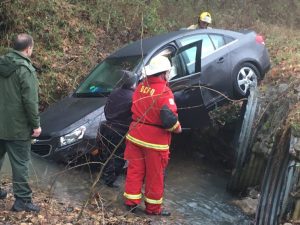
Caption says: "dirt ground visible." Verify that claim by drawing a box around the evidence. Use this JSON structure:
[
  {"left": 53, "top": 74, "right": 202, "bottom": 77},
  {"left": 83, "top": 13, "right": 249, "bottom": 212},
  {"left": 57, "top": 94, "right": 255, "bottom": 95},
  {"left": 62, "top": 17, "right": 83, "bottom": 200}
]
[{"left": 0, "top": 178, "right": 151, "bottom": 225}]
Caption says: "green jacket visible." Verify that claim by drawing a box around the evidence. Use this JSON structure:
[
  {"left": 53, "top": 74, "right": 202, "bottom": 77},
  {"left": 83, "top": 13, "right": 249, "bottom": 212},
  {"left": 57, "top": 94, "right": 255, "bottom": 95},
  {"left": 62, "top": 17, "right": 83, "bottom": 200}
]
[{"left": 0, "top": 50, "right": 40, "bottom": 140}]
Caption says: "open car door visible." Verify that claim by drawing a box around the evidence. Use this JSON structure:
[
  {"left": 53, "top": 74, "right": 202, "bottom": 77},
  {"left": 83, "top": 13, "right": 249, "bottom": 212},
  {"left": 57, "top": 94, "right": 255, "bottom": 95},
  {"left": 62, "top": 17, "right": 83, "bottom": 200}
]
[{"left": 169, "top": 40, "right": 210, "bottom": 129}]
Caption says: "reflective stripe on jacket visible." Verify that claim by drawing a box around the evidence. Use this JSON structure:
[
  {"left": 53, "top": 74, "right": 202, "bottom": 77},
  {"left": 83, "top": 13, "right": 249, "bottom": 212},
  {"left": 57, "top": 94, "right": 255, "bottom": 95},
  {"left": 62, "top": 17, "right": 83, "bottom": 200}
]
[{"left": 126, "top": 76, "right": 179, "bottom": 150}]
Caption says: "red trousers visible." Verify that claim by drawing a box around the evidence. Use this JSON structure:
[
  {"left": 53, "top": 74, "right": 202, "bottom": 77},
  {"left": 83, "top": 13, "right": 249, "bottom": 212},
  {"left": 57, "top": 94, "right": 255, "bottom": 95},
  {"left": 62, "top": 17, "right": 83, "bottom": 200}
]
[{"left": 123, "top": 141, "right": 170, "bottom": 214}]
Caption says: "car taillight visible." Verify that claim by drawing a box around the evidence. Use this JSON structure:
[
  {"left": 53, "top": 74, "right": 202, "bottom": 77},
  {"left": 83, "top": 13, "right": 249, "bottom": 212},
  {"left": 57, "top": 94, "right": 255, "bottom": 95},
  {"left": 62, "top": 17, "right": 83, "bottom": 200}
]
[{"left": 256, "top": 35, "right": 265, "bottom": 45}]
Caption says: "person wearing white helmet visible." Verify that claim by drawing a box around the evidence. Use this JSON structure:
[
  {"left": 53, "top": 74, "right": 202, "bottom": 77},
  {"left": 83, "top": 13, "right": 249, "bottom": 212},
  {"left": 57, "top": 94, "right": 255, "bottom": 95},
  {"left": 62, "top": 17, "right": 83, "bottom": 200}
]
[
  {"left": 187, "top": 11, "right": 212, "bottom": 29},
  {"left": 123, "top": 55, "right": 182, "bottom": 216}
]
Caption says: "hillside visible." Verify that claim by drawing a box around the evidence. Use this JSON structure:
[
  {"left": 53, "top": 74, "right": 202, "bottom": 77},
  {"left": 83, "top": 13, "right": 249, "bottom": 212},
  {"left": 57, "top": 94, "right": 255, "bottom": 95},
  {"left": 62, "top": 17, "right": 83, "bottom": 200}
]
[
  {"left": 0, "top": 0, "right": 300, "bottom": 224},
  {"left": 0, "top": 0, "right": 299, "bottom": 109}
]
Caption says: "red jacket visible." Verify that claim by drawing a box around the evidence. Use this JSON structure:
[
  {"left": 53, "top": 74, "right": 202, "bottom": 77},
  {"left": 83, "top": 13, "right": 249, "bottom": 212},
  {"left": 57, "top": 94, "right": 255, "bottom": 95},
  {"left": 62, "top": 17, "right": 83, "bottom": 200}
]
[{"left": 126, "top": 76, "right": 181, "bottom": 150}]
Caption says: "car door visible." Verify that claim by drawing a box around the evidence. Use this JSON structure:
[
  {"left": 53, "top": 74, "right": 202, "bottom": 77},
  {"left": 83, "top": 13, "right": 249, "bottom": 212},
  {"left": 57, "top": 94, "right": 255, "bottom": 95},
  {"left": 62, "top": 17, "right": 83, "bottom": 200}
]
[
  {"left": 169, "top": 40, "right": 211, "bottom": 129},
  {"left": 200, "top": 34, "right": 232, "bottom": 108}
]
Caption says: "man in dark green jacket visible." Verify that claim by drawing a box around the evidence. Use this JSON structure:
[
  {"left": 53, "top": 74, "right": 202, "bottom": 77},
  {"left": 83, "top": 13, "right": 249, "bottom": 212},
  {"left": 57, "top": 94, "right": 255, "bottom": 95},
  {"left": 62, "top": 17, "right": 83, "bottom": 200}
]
[{"left": 0, "top": 34, "right": 41, "bottom": 212}]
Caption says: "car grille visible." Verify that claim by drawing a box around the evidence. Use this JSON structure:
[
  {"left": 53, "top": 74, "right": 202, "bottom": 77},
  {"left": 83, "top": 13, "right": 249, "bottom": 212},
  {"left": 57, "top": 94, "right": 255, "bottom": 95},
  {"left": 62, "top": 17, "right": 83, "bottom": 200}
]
[{"left": 31, "top": 144, "right": 51, "bottom": 157}]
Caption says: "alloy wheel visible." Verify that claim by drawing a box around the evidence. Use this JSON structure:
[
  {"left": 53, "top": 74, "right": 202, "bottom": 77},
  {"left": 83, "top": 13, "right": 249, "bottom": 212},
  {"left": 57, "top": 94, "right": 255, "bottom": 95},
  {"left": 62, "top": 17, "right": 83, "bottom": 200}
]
[{"left": 236, "top": 66, "right": 258, "bottom": 96}]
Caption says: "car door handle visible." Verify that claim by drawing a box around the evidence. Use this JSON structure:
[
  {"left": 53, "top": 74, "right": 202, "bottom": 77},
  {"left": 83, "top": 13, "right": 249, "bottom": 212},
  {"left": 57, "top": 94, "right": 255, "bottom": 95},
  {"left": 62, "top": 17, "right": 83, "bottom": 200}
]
[{"left": 217, "top": 57, "right": 225, "bottom": 63}]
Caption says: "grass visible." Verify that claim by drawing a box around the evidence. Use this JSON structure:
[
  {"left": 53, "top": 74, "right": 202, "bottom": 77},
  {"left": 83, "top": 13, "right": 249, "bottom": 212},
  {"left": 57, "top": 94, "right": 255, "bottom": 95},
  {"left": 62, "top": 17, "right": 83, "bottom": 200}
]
[
  {"left": 0, "top": 1, "right": 299, "bottom": 223},
  {"left": 0, "top": 0, "right": 299, "bottom": 110}
]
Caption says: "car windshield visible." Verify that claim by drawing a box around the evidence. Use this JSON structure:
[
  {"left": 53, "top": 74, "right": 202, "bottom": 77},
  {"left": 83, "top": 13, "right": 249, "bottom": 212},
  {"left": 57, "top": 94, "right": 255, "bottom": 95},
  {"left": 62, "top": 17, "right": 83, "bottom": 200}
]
[{"left": 75, "top": 56, "right": 141, "bottom": 97}]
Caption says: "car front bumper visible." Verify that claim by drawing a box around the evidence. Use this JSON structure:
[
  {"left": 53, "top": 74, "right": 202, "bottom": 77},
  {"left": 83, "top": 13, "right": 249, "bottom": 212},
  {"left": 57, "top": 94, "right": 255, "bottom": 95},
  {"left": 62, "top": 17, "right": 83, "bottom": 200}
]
[{"left": 31, "top": 137, "right": 97, "bottom": 163}]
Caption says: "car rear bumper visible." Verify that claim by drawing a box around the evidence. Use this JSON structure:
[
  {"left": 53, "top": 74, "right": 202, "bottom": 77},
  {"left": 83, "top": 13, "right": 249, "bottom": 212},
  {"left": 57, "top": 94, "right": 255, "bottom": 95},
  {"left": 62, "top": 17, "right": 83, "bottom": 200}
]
[
  {"left": 260, "top": 49, "right": 271, "bottom": 78},
  {"left": 261, "top": 63, "right": 271, "bottom": 80}
]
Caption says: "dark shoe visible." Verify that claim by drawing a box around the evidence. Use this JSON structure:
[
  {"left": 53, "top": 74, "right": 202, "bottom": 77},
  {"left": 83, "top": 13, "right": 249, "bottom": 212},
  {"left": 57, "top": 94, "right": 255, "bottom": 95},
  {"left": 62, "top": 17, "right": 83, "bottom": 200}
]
[
  {"left": 126, "top": 204, "right": 137, "bottom": 213},
  {"left": 0, "top": 189, "right": 7, "bottom": 199},
  {"left": 146, "top": 209, "right": 171, "bottom": 217},
  {"left": 11, "top": 198, "right": 40, "bottom": 213}
]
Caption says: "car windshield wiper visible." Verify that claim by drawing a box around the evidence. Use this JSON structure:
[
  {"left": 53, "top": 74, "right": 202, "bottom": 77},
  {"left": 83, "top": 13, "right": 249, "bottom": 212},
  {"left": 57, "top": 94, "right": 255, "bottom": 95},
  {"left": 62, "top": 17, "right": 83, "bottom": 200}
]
[{"left": 73, "top": 92, "right": 110, "bottom": 98}]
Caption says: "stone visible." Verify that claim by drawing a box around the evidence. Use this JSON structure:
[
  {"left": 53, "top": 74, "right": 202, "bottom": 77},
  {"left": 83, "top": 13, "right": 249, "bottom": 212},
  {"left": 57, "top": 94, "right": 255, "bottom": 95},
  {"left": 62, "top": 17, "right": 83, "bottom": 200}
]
[{"left": 231, "top": 197, "right": 258, "bottom": 216}]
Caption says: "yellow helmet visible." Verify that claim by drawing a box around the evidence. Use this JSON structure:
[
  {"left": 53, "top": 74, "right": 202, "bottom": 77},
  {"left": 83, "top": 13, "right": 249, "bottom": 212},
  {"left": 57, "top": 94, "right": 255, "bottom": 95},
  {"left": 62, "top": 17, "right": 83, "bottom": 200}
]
[{"left": 199, "top": 12, "right": 212, "bottom": 24}]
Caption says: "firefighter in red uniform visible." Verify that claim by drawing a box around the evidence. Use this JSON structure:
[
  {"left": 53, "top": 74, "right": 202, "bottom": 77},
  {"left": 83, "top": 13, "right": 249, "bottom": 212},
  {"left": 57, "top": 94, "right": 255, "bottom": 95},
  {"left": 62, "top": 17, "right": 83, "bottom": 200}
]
[{"left": 123, "top": 55, "right": 182, "bottom": 216}]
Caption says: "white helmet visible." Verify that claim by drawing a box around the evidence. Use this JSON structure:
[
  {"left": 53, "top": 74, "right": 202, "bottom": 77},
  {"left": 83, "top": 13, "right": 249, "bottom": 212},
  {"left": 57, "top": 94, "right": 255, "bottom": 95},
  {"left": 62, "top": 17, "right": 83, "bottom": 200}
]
[{"left": 142, "top": 55, "right": 171, "bottom": 77}]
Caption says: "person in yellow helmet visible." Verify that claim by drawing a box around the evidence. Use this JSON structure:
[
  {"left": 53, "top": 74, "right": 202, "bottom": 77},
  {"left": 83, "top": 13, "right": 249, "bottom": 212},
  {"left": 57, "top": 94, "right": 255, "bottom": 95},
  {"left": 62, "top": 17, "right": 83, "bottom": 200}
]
[{"left": 187, "top": 11, "right": 212, "bottom": 29}]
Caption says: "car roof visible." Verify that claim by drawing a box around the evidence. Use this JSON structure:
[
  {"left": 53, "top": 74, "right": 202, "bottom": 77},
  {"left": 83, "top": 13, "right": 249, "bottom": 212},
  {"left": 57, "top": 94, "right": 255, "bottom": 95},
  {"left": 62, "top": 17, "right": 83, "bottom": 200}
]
[{"left": 108, "top": 28, "right": 244, "bottom": 58}]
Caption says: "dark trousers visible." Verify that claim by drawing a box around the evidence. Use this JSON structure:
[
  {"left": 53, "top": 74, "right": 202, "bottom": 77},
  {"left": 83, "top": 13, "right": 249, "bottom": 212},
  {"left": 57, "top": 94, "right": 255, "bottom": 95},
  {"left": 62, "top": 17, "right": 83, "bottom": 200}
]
[
  {"left": 0, "top": 139, "right": 32, "bottom": 200},
  {"left": 98, "top": 125, "right": 126, "bottom": 185}
]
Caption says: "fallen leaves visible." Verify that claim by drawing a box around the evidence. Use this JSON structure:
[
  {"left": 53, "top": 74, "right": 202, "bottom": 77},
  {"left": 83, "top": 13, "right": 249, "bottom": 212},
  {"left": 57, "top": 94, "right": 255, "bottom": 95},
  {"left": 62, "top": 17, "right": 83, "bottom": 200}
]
[{"left": 0, "top": 178, "right": 151, "bottom": 225}]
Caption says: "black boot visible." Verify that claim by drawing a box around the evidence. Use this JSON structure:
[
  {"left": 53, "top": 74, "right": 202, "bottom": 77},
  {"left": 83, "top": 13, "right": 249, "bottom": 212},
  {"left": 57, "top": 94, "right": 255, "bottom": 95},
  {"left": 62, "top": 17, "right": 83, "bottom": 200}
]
[
  {"left": 146, "top": 209, "right": 171, "bottom": 217},
  {"left": 126, "top": 204, "right": 137, "bottom": 213},
  {"left": 11, "top": 198, "right": 40, "bottom": 213},
  {"left": 0, "top": 189, "right": 7, "bottom": 199}
]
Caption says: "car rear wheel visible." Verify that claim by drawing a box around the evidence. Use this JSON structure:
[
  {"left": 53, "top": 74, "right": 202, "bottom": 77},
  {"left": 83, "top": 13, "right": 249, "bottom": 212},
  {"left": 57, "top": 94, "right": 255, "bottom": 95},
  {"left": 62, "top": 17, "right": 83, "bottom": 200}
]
[{"left": 234, "top": 62, "right": 260, "bottom": 98}]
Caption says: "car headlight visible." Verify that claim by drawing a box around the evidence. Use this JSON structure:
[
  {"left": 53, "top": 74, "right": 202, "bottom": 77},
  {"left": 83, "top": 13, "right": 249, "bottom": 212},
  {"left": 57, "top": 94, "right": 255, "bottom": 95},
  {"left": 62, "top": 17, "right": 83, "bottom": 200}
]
[{"left": 60, "top": 125, "right": 86, "bottom": 147}]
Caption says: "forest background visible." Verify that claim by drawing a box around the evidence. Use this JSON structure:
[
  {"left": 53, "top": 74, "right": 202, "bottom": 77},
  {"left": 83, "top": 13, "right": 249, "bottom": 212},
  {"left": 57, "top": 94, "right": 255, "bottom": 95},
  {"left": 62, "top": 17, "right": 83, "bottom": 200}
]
[
  {"left": 0, "top": 0, "right": 299, "bottom": 110},
  {"left": 0, "top": 0, "right": 299, "bottom": 224}
]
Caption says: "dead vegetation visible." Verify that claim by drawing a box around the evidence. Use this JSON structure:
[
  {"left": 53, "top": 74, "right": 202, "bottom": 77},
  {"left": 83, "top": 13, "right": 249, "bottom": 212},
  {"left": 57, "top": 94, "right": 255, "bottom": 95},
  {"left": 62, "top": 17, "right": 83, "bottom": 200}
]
[
  {"left": 0, "top": 177, "right": 151, "bottom": 225},
  {"left": 0, "top": 0, "right": 299, "bottom": 109},
  {"left": 0, "top": 0, "right": 299, "bottom": 224}
]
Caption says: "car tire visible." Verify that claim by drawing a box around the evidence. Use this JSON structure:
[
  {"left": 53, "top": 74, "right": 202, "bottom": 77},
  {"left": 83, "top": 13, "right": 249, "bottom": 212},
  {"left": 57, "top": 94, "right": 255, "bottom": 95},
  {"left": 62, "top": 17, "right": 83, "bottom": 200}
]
[{"left": 233, "top": 62, "right": 260, "bottom": 98}]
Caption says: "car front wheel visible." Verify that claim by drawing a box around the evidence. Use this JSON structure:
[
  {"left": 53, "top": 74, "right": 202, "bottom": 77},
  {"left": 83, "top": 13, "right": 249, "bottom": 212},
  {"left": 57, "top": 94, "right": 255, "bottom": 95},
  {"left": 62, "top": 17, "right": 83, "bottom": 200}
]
[{"left": 234, "top": 63, "right": 260, "bottom": 98}]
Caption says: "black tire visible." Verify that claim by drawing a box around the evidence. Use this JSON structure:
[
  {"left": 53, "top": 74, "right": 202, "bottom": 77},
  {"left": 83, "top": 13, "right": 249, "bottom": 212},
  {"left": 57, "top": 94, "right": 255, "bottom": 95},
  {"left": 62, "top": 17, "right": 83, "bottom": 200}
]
[{"left": 233, "top": 62, "right": 260, "bottom": 98}]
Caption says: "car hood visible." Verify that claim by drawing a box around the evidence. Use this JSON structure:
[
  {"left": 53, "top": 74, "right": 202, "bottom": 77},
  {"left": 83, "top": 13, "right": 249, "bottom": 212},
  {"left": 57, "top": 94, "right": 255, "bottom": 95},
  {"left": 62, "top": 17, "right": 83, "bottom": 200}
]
[{"left": 40, "top": 96, "right": 107, "bottom": 136}]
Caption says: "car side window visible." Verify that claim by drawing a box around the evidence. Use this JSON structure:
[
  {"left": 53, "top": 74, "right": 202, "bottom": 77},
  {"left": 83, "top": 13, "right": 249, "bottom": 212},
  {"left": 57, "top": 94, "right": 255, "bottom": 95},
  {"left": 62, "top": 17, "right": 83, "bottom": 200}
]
[
  {"left": 178, "top": 34, "right": 214, "bottom": 59},
  {"left": 201, "top": 35, "right": 215, "bottom": 58},
  {"left": 224, "top": 36, "right": 235, "bottom": 44},
  {"left": 209, "top": 34, "right": 225, "bottom": 49},
  {"left": 177, "top": 46, "right": 197, "bottom": 75},
  {"left": 171, "top": 39, "right": 202, "bottom": 77},
  {"left": 148, "top": 46, "right": 185, "bottom": 80}
]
